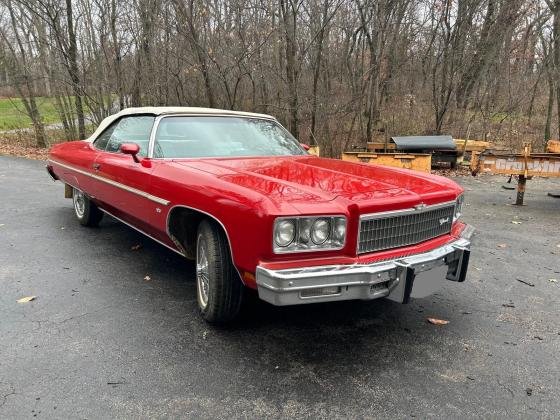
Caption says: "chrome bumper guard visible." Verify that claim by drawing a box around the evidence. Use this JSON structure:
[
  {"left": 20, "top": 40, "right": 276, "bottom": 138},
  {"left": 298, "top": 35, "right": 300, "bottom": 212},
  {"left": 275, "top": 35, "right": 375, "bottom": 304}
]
[{"left": 256, "top": 225, "right": 473, "bottom": 306}]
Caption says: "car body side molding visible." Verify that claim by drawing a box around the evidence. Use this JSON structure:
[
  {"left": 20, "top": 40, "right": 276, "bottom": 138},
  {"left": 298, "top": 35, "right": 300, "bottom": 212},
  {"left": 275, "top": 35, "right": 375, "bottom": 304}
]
[{"left": 48, "top": 159, "right": 170, "bottom": 206}]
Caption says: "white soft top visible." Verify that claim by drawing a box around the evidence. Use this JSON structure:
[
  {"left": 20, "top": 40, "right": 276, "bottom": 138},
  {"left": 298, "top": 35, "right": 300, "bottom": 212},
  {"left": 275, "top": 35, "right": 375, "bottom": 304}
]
[{"left": 86, "top": 106, "right": 276, "bottom": 142}]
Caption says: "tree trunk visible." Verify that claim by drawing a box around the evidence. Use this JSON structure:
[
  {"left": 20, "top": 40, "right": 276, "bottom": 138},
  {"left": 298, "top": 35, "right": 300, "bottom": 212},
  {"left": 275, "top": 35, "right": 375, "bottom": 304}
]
[
  {"left": 545, "top": 78, "right": 554, "bottom": 147},
  {"left": 281, "top": 0, "right": 299, "bottom": 138},
  {"left": 110, "top": 0, "right": 125, "bottom": 110},
  {"left": 552, "top": 1, "right": 560, "bottom": 138},
  {"left": 310, "top": 0, "right": 329, "bottom": 143},
  {"left": 1, "top": 1, "right": 47, "bottom": 147},
  {"left": 66, "top": 0, "right": 86, "bottom": 139}
]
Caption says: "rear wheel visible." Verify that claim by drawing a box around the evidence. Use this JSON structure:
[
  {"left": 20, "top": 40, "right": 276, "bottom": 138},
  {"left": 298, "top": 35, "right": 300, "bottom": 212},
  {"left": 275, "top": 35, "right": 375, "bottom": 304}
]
[
  {"left": 195, "top": 220, "right": 243, "bottom": 323},
  {"left": 72, "top": 187, "right": 103, "bottom": 227}
]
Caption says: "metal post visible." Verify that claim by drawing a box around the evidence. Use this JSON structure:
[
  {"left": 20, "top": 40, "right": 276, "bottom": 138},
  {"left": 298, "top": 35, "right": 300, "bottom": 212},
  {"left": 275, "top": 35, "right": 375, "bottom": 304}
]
[
  {"left": 384, "top": 121, "right": 388, "bottom": 153},
  {"left": 64, "top": 183, "right": 73, "bottom": 199},
  {"left": 515, "top": 175, "right": 526, "bottom": 205}
]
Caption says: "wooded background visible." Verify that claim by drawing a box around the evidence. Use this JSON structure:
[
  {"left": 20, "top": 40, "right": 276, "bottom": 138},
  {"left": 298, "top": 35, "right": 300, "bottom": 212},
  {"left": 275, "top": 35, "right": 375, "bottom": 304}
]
[{"left": 1, "top": 0, "right": 559, "bottom": 156}]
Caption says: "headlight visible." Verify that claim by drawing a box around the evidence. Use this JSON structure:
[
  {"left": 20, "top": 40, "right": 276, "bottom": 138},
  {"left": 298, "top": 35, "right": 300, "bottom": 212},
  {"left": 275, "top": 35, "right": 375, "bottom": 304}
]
[
  {"left": 454, "top": 194, "right": 464, "bottom": 221},
  {"left": 274, "top": 219, "right": 296, "bottom": 247},
  {"left": 273, "top": 216, "right": 346, "bottom": 253},
  {"left": 311, "top": 218, "right": 331, "bottom": 244}
]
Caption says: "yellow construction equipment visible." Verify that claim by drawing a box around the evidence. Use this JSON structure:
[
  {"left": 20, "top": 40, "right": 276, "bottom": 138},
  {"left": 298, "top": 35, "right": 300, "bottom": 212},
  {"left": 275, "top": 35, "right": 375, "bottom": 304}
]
[
  {"left": 547, "top": 140, "right": 560, "bottom": 153},
  {"left": 471, "top": 144, "right": 560, "bottom": 205},
  {"left": 342, "top": 152, "right": 432, "bottom": 172}
]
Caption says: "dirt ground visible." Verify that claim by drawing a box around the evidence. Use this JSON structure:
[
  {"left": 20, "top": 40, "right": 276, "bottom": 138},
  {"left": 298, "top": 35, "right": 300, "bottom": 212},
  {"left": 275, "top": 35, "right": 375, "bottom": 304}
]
[{"left": 0, "top": 156, "right": 559, "bottom": 418}]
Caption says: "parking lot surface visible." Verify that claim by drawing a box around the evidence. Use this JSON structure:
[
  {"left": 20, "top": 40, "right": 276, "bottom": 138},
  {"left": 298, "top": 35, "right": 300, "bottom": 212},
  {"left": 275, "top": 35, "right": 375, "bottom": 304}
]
[{"left": 1, "top": 156, "right": 559, "bottom": 418}]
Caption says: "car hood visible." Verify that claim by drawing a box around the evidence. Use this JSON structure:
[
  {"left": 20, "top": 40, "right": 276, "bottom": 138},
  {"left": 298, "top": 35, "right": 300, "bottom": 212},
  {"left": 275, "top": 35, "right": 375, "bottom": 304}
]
[{"left": 174, "top": 156, "right": 460, "bottom": 214}]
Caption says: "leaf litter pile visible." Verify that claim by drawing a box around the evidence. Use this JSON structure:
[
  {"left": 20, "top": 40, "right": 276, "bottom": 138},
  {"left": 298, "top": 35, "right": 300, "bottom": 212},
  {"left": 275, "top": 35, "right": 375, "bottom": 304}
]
[{"left": 0, "top": 138, "right": 49, "bottom": 160}]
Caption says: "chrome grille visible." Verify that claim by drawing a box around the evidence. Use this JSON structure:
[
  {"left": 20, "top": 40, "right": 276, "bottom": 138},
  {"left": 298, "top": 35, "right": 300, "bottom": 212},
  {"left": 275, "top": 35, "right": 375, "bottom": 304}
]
[{"left": 358, "top": 203, "right": 455, "bottom": 254}]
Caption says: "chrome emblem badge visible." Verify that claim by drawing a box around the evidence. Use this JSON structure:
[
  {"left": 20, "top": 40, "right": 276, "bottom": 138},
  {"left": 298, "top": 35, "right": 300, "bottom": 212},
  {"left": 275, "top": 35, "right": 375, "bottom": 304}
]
[{"left": 439, "top": 217, "right": 450, "bottom": 225}]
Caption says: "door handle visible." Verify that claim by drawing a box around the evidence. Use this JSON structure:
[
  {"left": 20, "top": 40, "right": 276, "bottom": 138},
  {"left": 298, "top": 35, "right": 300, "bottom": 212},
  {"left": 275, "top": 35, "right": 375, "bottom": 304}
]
[{"left": 93, "top": 163, "right": 101, "bottom": 171}]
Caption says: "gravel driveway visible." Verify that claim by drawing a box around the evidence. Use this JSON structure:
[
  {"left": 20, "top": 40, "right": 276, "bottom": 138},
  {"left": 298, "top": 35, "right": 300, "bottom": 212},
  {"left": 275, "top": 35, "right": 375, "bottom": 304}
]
[{"left": 1, "top": 156, "right": 559, "bottom": 418}]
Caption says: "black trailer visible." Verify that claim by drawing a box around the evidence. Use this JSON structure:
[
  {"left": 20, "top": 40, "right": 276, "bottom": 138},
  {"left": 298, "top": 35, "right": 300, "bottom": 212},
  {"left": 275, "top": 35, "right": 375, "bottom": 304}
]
[{"left": 391, "top": 135, "right": 458, "bottom": 168}]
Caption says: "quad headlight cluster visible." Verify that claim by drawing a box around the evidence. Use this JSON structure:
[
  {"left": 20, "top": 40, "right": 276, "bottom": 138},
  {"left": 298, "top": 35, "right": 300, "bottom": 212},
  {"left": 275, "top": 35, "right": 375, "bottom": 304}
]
[
  {"left": 454, "top": 194, "right": 464, "bottom": 222},
  {"left": 273, "top": 216, "right": 347, "bottom": 253}
]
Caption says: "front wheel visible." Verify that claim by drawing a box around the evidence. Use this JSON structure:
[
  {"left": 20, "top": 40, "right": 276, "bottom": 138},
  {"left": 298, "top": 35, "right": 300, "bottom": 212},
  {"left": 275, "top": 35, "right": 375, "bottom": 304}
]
[
  {"left": 72, "top": 187, "right": 103, "bottom": 227},
  {"left": 195, "top": 220, "right": 243, "bottom": 323}
]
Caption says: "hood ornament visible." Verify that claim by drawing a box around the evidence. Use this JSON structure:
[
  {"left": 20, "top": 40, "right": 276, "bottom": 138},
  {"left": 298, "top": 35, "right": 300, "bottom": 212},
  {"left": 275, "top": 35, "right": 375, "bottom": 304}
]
[{"left": 414, "top": 203, "right": 427, "bottom": 210}]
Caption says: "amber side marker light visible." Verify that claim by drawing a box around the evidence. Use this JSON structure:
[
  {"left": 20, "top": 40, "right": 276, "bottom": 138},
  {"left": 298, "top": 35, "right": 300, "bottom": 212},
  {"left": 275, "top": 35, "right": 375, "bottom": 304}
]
[{"left": 243, "top": 272, "right": 256, "bottom": 284}]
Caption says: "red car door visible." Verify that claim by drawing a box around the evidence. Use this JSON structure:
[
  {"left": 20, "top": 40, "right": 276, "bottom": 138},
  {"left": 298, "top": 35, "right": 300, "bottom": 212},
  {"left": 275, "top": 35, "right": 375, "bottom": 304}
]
[
  {"left": 51, "top": 141, "right": 101, "bottom": 196},
  {"left": 91, "top": 115, "right": 159, "bottom": 236}
]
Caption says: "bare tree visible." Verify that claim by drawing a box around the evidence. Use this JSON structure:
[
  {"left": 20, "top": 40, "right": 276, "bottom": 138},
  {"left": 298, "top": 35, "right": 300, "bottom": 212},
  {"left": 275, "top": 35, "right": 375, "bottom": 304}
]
[
  {"left": 0, "top": 0, "right": 556, "bottom": 151},
  {"left": 0, "top": 0, "right": 47, "bottom": 147}
]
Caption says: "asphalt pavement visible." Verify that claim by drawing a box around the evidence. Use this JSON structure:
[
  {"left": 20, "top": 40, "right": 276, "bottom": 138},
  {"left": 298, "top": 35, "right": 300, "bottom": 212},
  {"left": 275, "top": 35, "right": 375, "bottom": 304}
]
[{"left": 1, "top": 156, "right": 559, "bottom": 419}]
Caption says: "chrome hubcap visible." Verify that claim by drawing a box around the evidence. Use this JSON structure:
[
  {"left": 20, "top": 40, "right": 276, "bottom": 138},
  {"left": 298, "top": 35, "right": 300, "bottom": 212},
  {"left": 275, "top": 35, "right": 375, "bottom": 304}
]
[
  {"left": 73, "top": 189, "right": 85, "bottom": 218},
  {"left": 196, "top": 238, "right": 210, "bottom": 308}
]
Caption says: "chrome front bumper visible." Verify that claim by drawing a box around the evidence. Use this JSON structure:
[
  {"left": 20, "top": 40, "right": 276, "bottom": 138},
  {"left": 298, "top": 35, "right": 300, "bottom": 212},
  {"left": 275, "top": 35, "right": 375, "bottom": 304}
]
[{"left": 256, "top": 226, "right": 473, "bottom": 306}]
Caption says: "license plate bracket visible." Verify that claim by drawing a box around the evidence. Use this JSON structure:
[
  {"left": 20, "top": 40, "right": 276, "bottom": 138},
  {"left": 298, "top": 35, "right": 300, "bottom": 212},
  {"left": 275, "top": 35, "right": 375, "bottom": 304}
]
[{"left": 410, "top": 264, "right": 449, "bottom": 299}]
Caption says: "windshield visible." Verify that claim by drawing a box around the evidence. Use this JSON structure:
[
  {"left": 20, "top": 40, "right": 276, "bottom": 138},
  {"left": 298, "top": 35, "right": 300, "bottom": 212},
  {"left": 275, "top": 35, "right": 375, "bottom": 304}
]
[{"left": 153, "top": 116, "right": 306, "bottom": 158}]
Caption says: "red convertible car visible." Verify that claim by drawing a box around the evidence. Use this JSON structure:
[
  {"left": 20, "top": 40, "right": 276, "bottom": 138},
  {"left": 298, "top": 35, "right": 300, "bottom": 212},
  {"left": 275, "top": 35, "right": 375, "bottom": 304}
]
[{"left": 47, "top": 107, "right": 473, "bottom": 323}]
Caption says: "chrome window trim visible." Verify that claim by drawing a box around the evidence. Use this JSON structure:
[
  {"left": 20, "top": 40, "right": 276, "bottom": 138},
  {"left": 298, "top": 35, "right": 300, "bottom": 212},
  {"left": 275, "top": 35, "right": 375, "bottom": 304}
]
[
  {"left": 147, "top": 114, "right": 303, "bottom": 159},
  {"left": 93, "top": 113, "right": 157, "bottom": 154},
  {"left": 357, "top": 200, "right": 457, "bottom": 253},
  {"left": 48, "top": 159, "right": 170, "bottom": 206}
]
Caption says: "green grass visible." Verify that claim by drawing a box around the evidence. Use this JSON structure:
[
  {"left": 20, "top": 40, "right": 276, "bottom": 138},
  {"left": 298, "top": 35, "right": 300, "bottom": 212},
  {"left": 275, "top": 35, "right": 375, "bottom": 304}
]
[{"left": 0, "top": 97, "right": 67, "bottom": 130}]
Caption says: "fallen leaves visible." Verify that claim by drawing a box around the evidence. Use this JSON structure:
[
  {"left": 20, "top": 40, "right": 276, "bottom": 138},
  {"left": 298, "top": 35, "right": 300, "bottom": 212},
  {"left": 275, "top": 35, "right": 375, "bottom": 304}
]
[
  {"left": 497, "top": 243, "right": 508, "bottom": 248},
  {"left": 427, "top": 317, "right": 449, "bottom": 326},
  {"left": 511, "top": 220, "right": 522, "bottom": 225},
  {"left": 130, "top": 244, "right": 142, "bottom": 251},
  {"left": 17, "top": 295, "right": 36, "bottom": 303},
  {"left": 431, "top": 166, "right": 471, "bottom": 177},
  {"left": 143, "top": 275, "right": 151, "bottom": 281},
  {"left": 0, "top": 138, "right": 50, "bottom": 160},
  {"left": 107, "top": 378, "right": 126, "bottom": 387},
  {"left": 549, "top": 278, "right": 558, "bottom": 283},
  {"left": 516, "top": 278, "right": 534, "bottom": 287}
]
